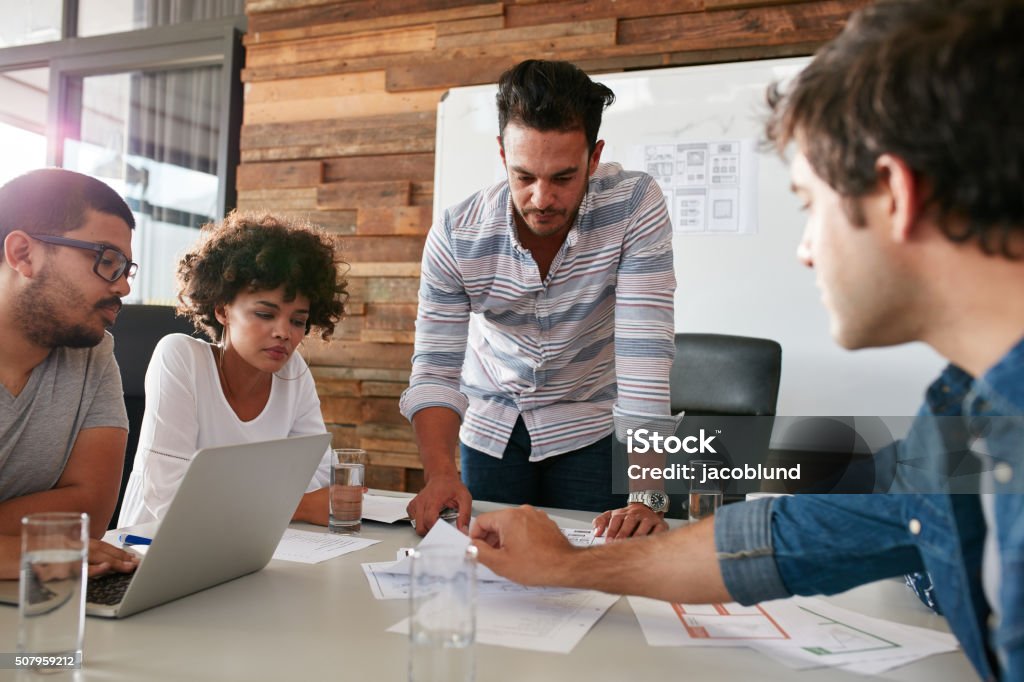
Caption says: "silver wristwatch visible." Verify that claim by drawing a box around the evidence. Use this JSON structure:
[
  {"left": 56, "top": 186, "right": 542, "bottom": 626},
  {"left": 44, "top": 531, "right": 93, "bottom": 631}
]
[{"left": 628, "top": 490, "right": 669, "bottom": 513}]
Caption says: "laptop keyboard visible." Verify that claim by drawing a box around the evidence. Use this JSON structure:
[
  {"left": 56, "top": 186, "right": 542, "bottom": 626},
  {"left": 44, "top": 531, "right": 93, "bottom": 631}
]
[{"left": 87, "top": 572, "right": 135, "bottom": 606}]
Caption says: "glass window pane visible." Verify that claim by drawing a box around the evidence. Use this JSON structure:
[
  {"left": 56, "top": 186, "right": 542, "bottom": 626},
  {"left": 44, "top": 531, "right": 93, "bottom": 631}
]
[
  {"left": 63, "top": 67, "right": 222, "bottom": 305},
  {"left": 78, "top": 0, "right": 244, "bottom": 38},
  {"left": 0, "top": 68, "right": 50, "bottom": 186},
  {"left": 0, "top": 1, "right": 63, "bottom": 47}
]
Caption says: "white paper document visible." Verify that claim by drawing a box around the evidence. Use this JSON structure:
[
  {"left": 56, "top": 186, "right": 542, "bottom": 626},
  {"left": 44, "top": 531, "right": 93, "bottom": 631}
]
[
  {"left": 750, "top": 598, "right": 959, "bottom": 675},
  {"left": 272, "top": 529, "right": 379, "bottom": 564},
  {"left": 371, "top": 522, "right": 619, "bottom": 653},
  {"left": 629, "top": 595, "right": 958, "bottom": 673},
  {"left": 388, "top": 589, "right": 619, "bottom": 654},
  {"left": 361, "top": 493, "right": 412, "bottom": 524}
]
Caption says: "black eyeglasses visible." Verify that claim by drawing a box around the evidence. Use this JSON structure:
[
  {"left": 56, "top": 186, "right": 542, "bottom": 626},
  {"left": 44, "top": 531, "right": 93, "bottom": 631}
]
[{"left": 30, "top": 234, "right": 138, "bottom": 283}]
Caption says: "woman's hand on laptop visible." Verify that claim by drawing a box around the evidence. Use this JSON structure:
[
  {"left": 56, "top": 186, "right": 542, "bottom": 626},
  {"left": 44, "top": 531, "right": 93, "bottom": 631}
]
[{"left": 88, "top": 540, "right": 140, "bottom": 577}]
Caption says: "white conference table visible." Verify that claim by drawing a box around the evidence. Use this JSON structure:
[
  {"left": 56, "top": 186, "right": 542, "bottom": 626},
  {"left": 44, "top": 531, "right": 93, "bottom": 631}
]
[{"left": 0, "top": 497, "right": 975, "bottom": 682}]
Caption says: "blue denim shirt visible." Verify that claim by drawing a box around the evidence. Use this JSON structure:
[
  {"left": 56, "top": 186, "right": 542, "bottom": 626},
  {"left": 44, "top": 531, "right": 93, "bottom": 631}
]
[{"left": 715, "top": 336, "right": 1024, "bottom": 681}]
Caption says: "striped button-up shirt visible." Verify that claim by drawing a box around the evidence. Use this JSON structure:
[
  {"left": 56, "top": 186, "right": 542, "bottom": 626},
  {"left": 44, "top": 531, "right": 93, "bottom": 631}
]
[{"left": 399, "top": 163, "right": 676, "bottom": 460}]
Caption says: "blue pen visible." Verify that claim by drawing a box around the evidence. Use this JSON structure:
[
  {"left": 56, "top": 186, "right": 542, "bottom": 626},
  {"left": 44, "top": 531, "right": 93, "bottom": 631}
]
[{"left": 117, "top": 533, "right": 152, "bottom": 545}]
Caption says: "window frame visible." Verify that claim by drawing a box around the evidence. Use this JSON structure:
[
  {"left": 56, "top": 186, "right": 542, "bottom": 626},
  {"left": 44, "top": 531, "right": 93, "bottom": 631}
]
[{"left": 0, "top": 5, "right": 245, "bottom": 215}]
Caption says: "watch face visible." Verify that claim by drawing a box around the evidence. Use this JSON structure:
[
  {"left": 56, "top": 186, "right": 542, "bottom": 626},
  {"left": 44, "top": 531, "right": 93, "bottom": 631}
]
[{"left": 650, "top": 491, "right": 668, "bottom": 510}]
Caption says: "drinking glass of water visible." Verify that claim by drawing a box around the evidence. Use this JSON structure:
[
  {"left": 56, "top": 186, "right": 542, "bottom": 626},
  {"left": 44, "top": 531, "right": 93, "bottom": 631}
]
[
  {"left": 408, "top": 545, "right": 477, "bottom": 682},
  {"left": 330, "top": 449, "right": 367, "bottom": 535},
  {"left": 688, "top": 460, "right": 724, "bottom": 522},
  {"left": 18, "top": 512, "right": 88, "bottom": 671}
]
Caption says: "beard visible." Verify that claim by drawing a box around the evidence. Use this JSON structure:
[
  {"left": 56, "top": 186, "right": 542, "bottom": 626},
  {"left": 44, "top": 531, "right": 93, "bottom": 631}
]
[{"left": 14, "top": 266, "right": 118, "bottom": 348}]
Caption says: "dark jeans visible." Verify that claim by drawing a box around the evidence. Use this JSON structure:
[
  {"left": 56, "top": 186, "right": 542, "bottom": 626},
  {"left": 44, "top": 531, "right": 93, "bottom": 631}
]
[{"left": 460, "top": 417, "right": 627, "bottom": 513}]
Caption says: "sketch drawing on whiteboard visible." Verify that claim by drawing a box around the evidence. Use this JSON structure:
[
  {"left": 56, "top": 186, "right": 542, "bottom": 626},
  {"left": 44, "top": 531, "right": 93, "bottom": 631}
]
[{"left": 633, "top": 138, "right": 757, "bottom": 235}]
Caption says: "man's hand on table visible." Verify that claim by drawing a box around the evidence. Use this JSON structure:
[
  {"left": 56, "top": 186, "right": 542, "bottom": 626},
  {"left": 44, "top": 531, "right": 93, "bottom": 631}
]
[
  {"left": 406, "top": 473, "right": 472, "bottom": 536},
  {"left": 469, "top": 505, "right": 576, "bottom": 586},
  {"left": 592, "top": 503, "right": 668, "bottom": 540}
]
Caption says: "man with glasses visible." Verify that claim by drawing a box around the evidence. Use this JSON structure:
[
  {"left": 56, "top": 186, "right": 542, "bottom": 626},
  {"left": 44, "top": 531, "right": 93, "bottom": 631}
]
[{"left": 0, "top": 168, "right": 138, "bottom": 539}]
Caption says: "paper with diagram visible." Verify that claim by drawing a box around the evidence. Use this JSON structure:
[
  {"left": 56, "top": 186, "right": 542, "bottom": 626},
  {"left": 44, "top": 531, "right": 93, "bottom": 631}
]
[{"left": 624, "top": 138, "right": 758, "bottom": 235}]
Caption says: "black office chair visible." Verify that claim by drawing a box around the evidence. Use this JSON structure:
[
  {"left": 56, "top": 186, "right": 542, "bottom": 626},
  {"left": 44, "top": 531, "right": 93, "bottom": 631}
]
[
  {"left": 668, "top": 333, "right": 782, "bottom": 517},
  {"left": 108, "top": 304, "right": 204, "bottom": 528}
]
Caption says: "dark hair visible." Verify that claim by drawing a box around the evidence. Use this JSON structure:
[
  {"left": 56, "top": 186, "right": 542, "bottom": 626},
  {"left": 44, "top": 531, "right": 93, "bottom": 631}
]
[
  {"left": 176, "top": 211, "right": 347, "bottom": 341},
  {"left": 766, "top": 0, "right": 1024, "bottom": 257},
  {"left": 0, "top": 168, "right": 135, "bottom": 255},
  {"left": 496, "top": 59, "right": 615, "bottom": 152}
]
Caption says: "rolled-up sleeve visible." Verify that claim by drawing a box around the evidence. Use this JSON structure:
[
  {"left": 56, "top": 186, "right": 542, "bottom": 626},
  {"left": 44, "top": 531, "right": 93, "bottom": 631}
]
[
  {"left": 399, "top": 215, "right": 471, "bottom": 422},
  {"left": 714, "top": 496, "right": 791, "bottom": 605},
  {"left": 717, "top": 494, "right": 926, "bottom": 606}
]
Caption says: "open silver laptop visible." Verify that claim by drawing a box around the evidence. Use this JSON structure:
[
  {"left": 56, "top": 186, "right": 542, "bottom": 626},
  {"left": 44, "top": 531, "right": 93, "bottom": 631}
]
[{"left": 1, "top": 433, "right": 331, "bottom": 618}]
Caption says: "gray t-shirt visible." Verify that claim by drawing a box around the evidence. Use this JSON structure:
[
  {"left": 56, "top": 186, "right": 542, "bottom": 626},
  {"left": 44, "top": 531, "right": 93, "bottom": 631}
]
[{"left": 0, "top": 332, "right": 128, "bottom": 501}]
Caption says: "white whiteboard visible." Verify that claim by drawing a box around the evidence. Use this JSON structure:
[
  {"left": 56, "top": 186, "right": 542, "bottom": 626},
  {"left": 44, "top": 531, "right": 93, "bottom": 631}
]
[{"left": 433, "top": 58, "right": 944, "bottom": 417}]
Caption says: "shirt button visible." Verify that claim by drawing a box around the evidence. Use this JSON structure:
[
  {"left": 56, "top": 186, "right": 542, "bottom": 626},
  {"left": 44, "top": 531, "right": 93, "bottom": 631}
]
[
  {"left": 994, "top": 462, "right": 1014, "bottom": 484},
  {"left": 908, "top": 518, "right": 922, "bottom": 535}
]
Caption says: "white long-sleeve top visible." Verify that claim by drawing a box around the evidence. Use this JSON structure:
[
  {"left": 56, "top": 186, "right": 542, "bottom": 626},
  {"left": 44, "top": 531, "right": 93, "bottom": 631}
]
[{"left": 118, "top": 333, "right": 331, "bottom": 527}]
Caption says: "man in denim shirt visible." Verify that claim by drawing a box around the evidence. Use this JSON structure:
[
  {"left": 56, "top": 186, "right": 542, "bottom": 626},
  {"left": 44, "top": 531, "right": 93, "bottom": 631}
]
[{"left": 469, "top": 1, "right": 1023, "bottom": 679}]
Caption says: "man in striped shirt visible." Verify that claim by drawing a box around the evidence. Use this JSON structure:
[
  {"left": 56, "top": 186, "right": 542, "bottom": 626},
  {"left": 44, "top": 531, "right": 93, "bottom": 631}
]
[{"left": 400, "top": 60, "right": 677, "bottom": 538}]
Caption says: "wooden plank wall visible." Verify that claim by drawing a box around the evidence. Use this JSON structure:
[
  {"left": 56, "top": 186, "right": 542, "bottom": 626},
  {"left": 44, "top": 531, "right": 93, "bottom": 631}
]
[{"left": 239, "top": 0, "right": 868, "bottom": 492}]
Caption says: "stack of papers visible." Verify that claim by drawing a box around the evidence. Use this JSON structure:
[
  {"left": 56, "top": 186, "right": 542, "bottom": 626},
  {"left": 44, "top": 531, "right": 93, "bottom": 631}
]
[
  {"left": 629, "top": 595, "right": 959, "bottom": 675},
  {"left": 365, "top": 522, "right": 618, "bottom": 653}
]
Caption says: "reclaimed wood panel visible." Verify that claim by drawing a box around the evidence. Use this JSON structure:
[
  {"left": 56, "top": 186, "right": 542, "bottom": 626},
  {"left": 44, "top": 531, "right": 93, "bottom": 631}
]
[
  {"left": 358, "top": 422, "right": 415, "bottom": 441},
  {"left": 705, "top": 0, "right": 810, "bottom": 8},
  {"left": 306, "top": 339, "right": 414, "bottom": 370},
  {"left": 246, "top": 3, "right": 502, "bottom": 45},
  {"left": 317, "top": 180, "right": 411, "bottom": 209},
  {"left": 341, "top": 236, "right": 426, "bottom": 263},
  {"left": 435, "top": 18, "right": 614, "bottom": 50},
  {"left": 618, "top": 2, "right": 866, "bottom": 51},
  {"left": 249, "top": 0, "right": 493, "bottom": 33},
  {"left": 312, "top": 366, "right": 411, "bottom": 383},
  {"left": 245, "top": 88, "right": 446, "bottom": 125},
  {"left": 504, "top": 0, "right": 702, "bottom": 27},
  {"left": 436, "top": 15, "right": 505, "bottom": 36},
  {"left": 241, "top": 115, "right": 436, "bottom": 161},
  {"left": 356, "top": 207, "right": 433, "bottom": 236},
  {"left": 364, "top": 303, "right": 418, "bottom": 331},
  {"left": 236, "top": 187, "right": 317, "bottom": 210},
  {"left": 244, "top": 71, "right": 386, "bottom": 104},
  {"left": 235, "top": 160, "right": 323, "bottom": 190},
  {"left": 291, "top": 209, "right": 358, "bottom": 234},
  {"left": 312, "top": 376, "right": 361, "bottom": 397},
  {"left": 364, "top": 280, "right": 420, "bottom": 304},
  {"left": 360, "top": 381, "right": 409, "bottom": 398},
  {"left": 387, "top": 55, "right": 516, "bottom": 92},
  {"left": 242, "top": 112, "right": 435, "bottom": 149},
  {"left": 324, "top": 154, "right": 434, "bottom": 183},
  {"left": 243, "top": 54, "right": 408, "bottom": 83},
  {"left": 246, "top": 26, "right": 436, "bottom": 67},
  {"left": 345, "top": 262, "right": 422, "bottom": 278},
  {"left": 365, "top": 465, "right": 407, "bottom": 491},
  {"left": 362, "top": 330, "right": 417, "bottom": 344}
]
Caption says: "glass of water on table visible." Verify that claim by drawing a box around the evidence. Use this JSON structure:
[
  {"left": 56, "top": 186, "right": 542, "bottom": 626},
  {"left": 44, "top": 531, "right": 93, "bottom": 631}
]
[
  {"left": 18, "top": 512, "right": 89, "bottom": 672},
  {"left": 408, "top": 545, "right": 477, "bottom": 682}
]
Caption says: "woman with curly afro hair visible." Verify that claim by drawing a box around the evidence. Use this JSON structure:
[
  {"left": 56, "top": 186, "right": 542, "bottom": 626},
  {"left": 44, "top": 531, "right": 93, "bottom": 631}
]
[{"left": 119, "top": 211, "right": 347, "bottom": 527}]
